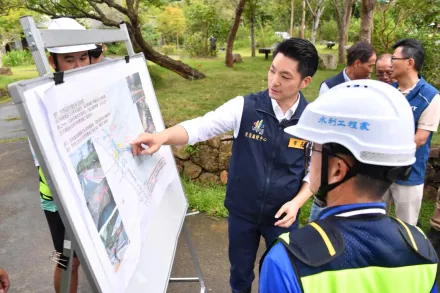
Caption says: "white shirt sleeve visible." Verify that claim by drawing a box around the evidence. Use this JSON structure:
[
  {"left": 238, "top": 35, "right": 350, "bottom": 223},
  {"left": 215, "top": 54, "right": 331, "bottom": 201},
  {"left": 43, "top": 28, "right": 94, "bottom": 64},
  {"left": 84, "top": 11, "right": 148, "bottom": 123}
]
[
  {"left": 319, "top": 83, "right": 329, "bottom": 96},
  {"left": 179, "top": 96, "right": 244, "bottom": 145},
  {"left": 303, "top": 172, "right": 310, "bottom": 184}
]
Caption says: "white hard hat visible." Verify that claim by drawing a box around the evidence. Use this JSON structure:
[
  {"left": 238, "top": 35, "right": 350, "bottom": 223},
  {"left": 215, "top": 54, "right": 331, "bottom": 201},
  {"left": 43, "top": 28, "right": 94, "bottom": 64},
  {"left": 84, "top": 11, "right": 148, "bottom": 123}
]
[
  {"left": 47, "top": 18, "right": 96, "bottom": 54},
  {"left": 285, "top": 80, "right": 416, "bottom": 167}
]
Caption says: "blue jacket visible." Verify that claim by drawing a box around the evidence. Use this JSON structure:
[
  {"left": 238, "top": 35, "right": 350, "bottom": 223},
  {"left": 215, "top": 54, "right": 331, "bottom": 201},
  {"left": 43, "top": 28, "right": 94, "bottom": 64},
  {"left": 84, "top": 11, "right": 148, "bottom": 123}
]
[
  {"left": 260, "top": 202, "right": 438, "bottom": 293},
  {"left": 392, "top": 77, "right": 439, "bottom": 185},
  {"left": 321, "top": 70, "right": 346, "bottom": 90},
  {"left": 225, "top": 90, "right": 308, "bottom": 224}
]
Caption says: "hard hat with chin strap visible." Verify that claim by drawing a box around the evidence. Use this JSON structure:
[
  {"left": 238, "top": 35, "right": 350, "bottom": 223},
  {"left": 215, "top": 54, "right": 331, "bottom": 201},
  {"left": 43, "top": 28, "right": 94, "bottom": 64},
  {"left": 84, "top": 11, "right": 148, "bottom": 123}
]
[
  {"left": 285, "top": 79, "right": 416, "bottom": 204},
  {"left": 285, "top": 79, "right": 416, "bottom": 167},
  {"left": 47, "top": 18, "right": 96, "bottom": 54}
]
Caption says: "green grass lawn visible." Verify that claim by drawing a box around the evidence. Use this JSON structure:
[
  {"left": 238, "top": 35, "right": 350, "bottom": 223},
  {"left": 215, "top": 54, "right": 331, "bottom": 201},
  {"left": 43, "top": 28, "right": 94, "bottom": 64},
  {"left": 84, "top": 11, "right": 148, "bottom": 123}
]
[
  {"left": 1, "top": 50, "right": 438, "bottom": 230},
  {"left": 151, "top": 48, "right": 344, "bottom": 125},
  {"left": 0, "top": 65, "right": 39, "bottom": 88}
]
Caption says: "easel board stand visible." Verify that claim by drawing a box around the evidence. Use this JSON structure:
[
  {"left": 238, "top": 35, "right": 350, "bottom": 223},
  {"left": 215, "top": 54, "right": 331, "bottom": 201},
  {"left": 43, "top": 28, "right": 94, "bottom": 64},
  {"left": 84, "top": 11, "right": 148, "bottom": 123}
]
[{"left": 9, "top": 16, "right": 206, "bottom": 293}]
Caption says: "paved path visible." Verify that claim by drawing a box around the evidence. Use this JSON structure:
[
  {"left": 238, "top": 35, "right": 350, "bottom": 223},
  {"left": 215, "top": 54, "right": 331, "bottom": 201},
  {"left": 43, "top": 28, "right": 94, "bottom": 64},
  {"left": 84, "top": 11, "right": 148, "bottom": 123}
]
[
  {"left": 0, "top": 101, "right": 27, "bottom": 140},
  {"left": 0, "top": 139, "right": 265, "bottom": 293}
]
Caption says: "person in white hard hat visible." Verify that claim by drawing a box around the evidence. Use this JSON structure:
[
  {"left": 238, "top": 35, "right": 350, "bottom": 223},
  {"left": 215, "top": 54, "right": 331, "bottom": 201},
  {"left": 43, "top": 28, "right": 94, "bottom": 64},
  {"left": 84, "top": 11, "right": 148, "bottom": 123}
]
[
  {"left": 32, "top": 17, "right": 100, "bottom": 293},
  {"left": 46, "top": 18, "right": 97, "bottom": 72},
  {"left": 259, "top": 80, "right": 438, "bottom": 292}
]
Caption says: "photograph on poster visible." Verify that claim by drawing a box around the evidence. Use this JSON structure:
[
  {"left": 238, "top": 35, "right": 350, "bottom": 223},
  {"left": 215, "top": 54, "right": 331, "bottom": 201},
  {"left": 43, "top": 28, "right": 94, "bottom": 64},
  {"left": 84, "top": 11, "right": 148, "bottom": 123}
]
[
  {"left": 126, "top": 72, "right": 156, "bottom": 134},
  {"left": 69, "top": 138, "right": 129, "bottom": 270},
  {"left": 100, "top": 208, "right": 130, "bottom": 271}
]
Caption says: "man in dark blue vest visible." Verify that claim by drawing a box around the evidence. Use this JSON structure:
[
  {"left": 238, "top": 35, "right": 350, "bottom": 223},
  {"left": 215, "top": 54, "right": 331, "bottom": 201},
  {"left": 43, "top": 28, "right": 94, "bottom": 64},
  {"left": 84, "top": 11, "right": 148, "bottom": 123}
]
[
  {"left": 309, "top": 41, "right": 377, "bottom": 222},
  {"left": 318, "top": 41, "right": 376, "bottom": 96},
  {"left": 383, "top": 39, "right": 440, "bottom": 229},
  {"left": 131, "top": 38, "right": 319, "bottom": 293},
  {"left": 259, "top": 79, "right": 438, "bottom": 293}
]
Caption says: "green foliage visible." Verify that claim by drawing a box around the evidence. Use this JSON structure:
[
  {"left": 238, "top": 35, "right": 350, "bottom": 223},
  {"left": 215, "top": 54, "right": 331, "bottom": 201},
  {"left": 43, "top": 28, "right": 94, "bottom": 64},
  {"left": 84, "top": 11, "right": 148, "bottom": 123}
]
[
  {"left": 162, "top": 44, "right": 175, "bottom": 55},
  {"left": 106, "top": 43, "right": 128, "bottom": 56},
  {"left": 320, "top": 20, "right": 338, "bottom": 41},
  {"left": 347, "top": 18, "right": 360, "bottom": 43},
  {"left": 183, "top": 1, "right": 229, "bottom": 57},
  {"left": 141, "top": 25, "right": 161, "bottom": 46},
  {"left": 184, "top": 145, "right": 199, "bottom": 155},
  {"left": 2, "top": 50, "right": 34, "bottom": 66},
  {"left": 256, "top": 25, "right": 280, "bottom": 48},
  {"left": 184, "top": 32, "right": 207, "bottom": 57},
  {"left": 157, "top": 5, "right": 186, "bottom": 40},
  {"left": 409, "top": 29, "right": 440, "bottom": 87}
]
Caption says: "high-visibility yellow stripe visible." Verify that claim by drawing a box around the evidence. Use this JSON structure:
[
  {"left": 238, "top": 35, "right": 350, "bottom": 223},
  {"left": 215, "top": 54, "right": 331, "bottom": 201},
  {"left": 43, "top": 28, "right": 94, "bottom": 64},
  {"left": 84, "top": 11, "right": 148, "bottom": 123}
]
[
  {"left": 415, "top": 225, "right": 427, "bottom": 239},
  {"left": 395, "top": 218, "right": 418, "bottom": 251},
  {"left": 310, "top": 222, "right": 336, "bottom": 256},
  {"left": 301, "top": 264, "right": 437, "bottom": 293},
  {"left": 279, "top": 233, "right": 290, "bottom": 244},
  {"left": 38, "top": 167, "right": 47, "bottom": 184},
  {"left": 38, "top": 167, "right": 52, "bottom": 199}
]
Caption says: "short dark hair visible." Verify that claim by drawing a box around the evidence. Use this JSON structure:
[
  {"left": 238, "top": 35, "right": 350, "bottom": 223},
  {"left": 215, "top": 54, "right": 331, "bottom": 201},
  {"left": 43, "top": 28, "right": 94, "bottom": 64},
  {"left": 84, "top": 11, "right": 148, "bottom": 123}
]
[
  {"left": 392, "top": 38, "right": 425, "bottom": 72},
  {"left": 273, "top": 38, "right": 319, "bottom": 79},
  {"left": 347, "top": 41, "right": 376, "bottom": 66},
  {"left": 326, "top": 143, "right": 392, "bottom": 199}
]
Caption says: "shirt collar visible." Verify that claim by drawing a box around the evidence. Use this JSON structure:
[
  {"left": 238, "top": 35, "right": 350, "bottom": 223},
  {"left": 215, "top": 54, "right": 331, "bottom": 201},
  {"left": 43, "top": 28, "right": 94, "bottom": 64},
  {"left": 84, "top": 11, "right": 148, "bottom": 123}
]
[
  {"left": 398, "top": 79, "right": 420, "bottom": 95},
  {"left": 343, "top": 68, "right": 351, "bottom": 82},
  {"left": 317, "top": 202, "right": 386, "bottom": 220},
  {"left": 271, "top": 93, "right": 300, "bottom": 121}
]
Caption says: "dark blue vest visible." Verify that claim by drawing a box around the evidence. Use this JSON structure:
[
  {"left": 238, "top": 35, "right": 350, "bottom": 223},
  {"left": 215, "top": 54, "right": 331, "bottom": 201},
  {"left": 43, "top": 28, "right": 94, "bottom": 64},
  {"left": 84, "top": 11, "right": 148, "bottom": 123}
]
[
  {"left": 392, "top": 77, "right": 439, "bottom": 185},
  {"left": 225, "top": 90, "right": 308, "bottom": 224},
  {"left": 321, "top": 70, "right": 346, "bottom": 90}
]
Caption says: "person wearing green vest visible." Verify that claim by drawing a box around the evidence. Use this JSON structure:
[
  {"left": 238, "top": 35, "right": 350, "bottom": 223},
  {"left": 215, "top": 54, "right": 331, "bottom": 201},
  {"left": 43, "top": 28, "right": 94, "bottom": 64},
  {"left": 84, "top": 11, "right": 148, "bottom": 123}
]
[
  {"left": 259, "top": 79, "right": 438, "bottom": 292},
  {"left": 31, "top": 18, "right": 98, "bottom": 293}
]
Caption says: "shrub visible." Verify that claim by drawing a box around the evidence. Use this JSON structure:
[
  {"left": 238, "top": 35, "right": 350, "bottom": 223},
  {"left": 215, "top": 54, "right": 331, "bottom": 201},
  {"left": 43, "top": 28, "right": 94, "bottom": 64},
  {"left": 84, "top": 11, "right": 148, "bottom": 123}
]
[
  {"left": 320, "top": 20, "right": 338, "bottom": 41},
  {"left": 2, "top": 50, "right": 34, "bottom": 66},
  {"left": 162, "top": 45, "right": 175, "bottom": 55},
  {"left": 184, "top": 32, "right": 208, "bottom": 57},
  {"left": 106, "top": 43, "right": 128, "bottom": 56}
]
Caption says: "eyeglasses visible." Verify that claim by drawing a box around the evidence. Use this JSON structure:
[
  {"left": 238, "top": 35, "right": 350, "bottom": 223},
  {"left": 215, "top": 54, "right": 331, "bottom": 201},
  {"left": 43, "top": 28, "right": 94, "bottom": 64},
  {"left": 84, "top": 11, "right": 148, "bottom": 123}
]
[
  {"left": 377, "top": 70, "right": 393, "bottom": 78},
  {"left": 304, "top": 142, "right": 353, "bottom": 169},
  {"left": 391, "top": 56, "right": 410, "bottom": 61},
  {"left": 304, "top": 142, "right": 319, "bottom": 168}
]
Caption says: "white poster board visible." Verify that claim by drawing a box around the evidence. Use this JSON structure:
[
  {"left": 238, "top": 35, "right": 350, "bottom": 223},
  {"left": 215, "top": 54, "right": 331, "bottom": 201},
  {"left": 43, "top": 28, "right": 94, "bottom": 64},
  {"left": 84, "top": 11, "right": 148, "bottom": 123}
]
[{"left": 8, "top": 54, "right": 188, "bottom": 293}]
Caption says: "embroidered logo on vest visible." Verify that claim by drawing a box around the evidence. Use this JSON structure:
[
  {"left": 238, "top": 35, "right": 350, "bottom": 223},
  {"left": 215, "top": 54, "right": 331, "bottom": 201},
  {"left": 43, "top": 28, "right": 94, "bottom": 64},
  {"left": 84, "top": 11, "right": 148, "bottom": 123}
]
[{"left": 252, "top": 119, "right": 265, "bottom": 135}]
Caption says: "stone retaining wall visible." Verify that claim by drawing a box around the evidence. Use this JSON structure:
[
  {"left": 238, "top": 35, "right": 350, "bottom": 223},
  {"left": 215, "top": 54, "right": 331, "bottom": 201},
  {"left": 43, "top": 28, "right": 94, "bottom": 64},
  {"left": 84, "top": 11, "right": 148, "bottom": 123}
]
[
  {"left": 172, "top": 134, "right": 233, "bottom": 185},
  {"left": 173, "top": 135, "right": 440, "bottom": 199}
]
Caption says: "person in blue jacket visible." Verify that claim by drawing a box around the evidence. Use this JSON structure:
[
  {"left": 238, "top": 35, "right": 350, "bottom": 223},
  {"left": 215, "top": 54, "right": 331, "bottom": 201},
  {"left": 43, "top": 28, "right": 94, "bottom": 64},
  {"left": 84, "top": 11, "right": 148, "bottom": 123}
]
[
  {"left": 383, "top": 39, "right": 440, "bottom": 228},
  {"left": 260, "top": 79, "right": 438, "bottom": 293},
  {"left": 131, "top": 38, "right": 319, "bottom": 293}
]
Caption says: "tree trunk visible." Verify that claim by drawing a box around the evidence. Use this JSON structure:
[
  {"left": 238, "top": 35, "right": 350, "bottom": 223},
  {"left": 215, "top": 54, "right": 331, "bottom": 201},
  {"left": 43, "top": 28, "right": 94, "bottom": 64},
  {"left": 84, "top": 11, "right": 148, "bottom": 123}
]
[
  {"left": 251, "top": 11, "right": 255, "bottom": 57},
  {"left": 226, "top": 0, "right": 246, "bottom": 67},
  {"left": 343, "top": 0, "right": 354, "bottom": 44},
  {"left": 308, "top": 0, "right": 325, "bottom": 45},
  {"left": 311, "top": 18, "right": 318, "bottom": 44},
  {"left": 290, "top": 0, "right": 295, "bottom": 37},
  {"left": 300, "top": 0, "right": 306, "bottom": 38},
  {"left": 176, "top": 34, "right": 179, "bottom": 49},
  {"left": 337, "top": 22, "right": 345, "bottom": 64},
  {"left": 130, "top": 20, "right": 205, "bottom": 80},
  {"left": 360, "top": 0, "right": 375, "bottom": 43}
]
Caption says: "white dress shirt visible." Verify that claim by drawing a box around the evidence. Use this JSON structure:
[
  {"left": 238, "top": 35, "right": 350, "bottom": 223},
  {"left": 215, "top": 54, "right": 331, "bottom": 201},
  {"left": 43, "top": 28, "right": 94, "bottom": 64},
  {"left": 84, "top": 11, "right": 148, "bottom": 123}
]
[
  {"left": 180, "top": 94, "right": 300, "bottom": 145},
  {"left": 179, "top": 93, "right": 310, "bottom": 183}
]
